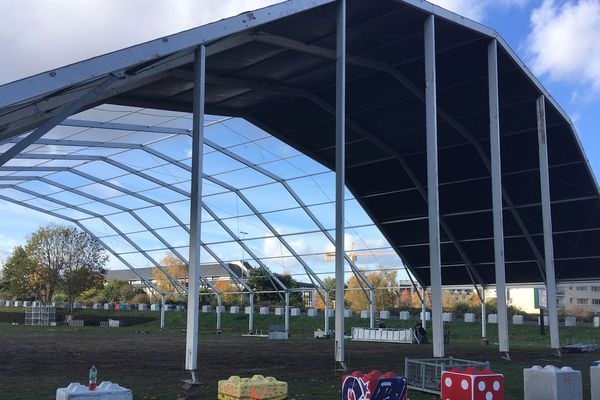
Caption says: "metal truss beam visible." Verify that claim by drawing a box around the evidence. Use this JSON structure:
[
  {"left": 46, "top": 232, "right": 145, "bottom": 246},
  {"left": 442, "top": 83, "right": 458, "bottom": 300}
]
[
  {"left": 251, "top": 32, "right": 548, "bottom": 285},
  {"left": 0, "top": 193, "right": 165, "bottom": 299},
  {"left": 0, "top": 180, "right": 241, "bottom": 299},
  {"left": 0, "top": 161, "right": 282, "bottom": 296},
  {"left": 43, "top": 118, "right": 361, "bottom": 295},
  {"left": 189, "top": 64, "right": 481, "bottom": 290},
  {"left": 0, "top": 182, "right": 188, "bottom": 293},
  {"left": 0, "top": 75, "right": 120, "bottom": 167}
]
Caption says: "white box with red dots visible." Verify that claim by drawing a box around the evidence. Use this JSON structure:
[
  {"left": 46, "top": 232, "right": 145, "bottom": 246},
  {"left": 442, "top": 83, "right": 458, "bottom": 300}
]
[{"left": 441, "top": 368, "right": 504, "bottom": 400}]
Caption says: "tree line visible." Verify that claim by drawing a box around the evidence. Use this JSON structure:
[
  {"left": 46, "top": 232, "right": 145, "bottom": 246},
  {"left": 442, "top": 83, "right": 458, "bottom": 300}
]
[{"left": 1, "top": 224, "right": 108, "bottom": 312}]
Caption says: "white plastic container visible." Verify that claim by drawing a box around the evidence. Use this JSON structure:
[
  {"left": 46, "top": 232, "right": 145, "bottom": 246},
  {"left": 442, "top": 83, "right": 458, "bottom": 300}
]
[
  {"left": 93, "top": 303, "right": 102, "bottom": 310},
  {"left": 22, "top": 301, "right": 32, "bottom": 307},
  {"left": 538, "top": 316, "right": 549, "bottom": 326},
  {"left": 594, "top": 316, "right": 600, "bottom": 328},
  {"left": 380, "top": 311, "right": 390, "bottom": 320},
  {"left": 245, "top": 306, "right": 253, "bottom": 315},
  {"left": 230, "top": 306, "right": 240, "bottom": 314},
  {"left": 327, "top": 309, "right": 335, "bottom": 318},
  {"left": 488, "top": 314, "right": 498, "bottom": 324},
  {"left": 399, "top": 311, "right": 411, "bottom": 320},
  {"left": 442, "top": 312, "right": 453, "bottom": 322},
  {"left": 360, "top": 310, "right": 370, "bottom": 319},
  {"left": 108, "top": 319, "right": 121, "bottom": 328},
  {"left": 524, "top": 365, "right": 582, "bottom": 400},
  {"left": 13, "top": 301, "right": 22, "bottom": 307},
  {"left": 275, "top": 307, "right": 284, "bottom": 316},
  {"left": 103, "top": 303, "right": 113, "bottom": 310},
  {"left": 137, "top": 304, "right": 148, "bottom": 311},
  {"left": 565, "top": 316, "right": 577, "bottom": 327},
  {"left": 513, "top": 314, "right": 524, "bottom": 325},
  {"left": 56, "top": 381, "right": 132, "bottom": 400},
  {"left": 259, "top": 307, "right": 269, "bottom": 315},
  {"left": 216, "top": 306, "right": 225, "bottom": 313},
  {"left": 344, "top": 309, "right": 353, "bottom": 318},
  {"left": 201, "top": 305, "right": 212, "bottom": 313},
  {"left": 164, "top": 304, "right": 174, "bottom": 311},
  {"left": 176, "top": 305, "right": 185, "bottom": 312},
  {"left": 290, "top": 308, "right": 301, "bottom": 316},
  {"left": 150, "top": 304, "right": 160, "bottom": 311},
  {"left": 464, "top": 313, "right": 476, "bottom": 323},
  {"left": 307, "top": 309, "right": 318, "bottom": 317},
  {"left": 420, "top": 311, "right": 431, "bottom": 321},
  {"left": 32, "top": 301, "right": 41, "bottom": 307},
  {"left": 5, "top": 300, "right": 13, "bottom": 307},
  {"left": 591, "top": 365, "right": 600, "bottom": 400}
]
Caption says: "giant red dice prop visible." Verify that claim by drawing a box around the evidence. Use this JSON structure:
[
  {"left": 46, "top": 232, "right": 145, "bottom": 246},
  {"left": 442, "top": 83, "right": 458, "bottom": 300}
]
[{"left": 441, "top": 368, "right": 504, "bottom": 400}]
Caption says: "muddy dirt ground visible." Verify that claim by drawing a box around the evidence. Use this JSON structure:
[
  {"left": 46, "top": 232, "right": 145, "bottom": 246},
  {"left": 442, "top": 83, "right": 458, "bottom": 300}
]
[{"left": 1, "top": 324, "right": 597, "bottom": 399}]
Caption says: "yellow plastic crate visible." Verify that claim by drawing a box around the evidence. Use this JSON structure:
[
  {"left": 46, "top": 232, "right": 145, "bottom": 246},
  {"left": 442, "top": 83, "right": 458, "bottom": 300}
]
[{"left": 218, "top": 375, "right": 287, "bottom": 400}]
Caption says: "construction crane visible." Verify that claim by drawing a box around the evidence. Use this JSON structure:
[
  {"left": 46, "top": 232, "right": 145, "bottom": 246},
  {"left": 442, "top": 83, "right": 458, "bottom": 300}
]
[{"left": 324, "top": 243, "right": 396, "bottom": 262}]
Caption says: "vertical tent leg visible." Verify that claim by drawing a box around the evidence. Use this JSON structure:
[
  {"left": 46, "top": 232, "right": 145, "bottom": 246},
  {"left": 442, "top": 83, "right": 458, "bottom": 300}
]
[
  {"left": 217, "top": 294, "right": 222, "bottom": 334},
  {"left": 249, "top": 293, "right": 255, "bottom": 334},
  {"left": 160, "top": 294, "right": 166, "bottom": 330},
  {"left": 537, "top": 95, "right": 560, "bottom": 352},
  {"left": 284, "top": 291, "right": 290, "bottom": 333},
  {"left": 334, "top": 0, "right": 347, "bottom": 371},
  {"left": 424, "top": 14, "right": 444, "bottom": 358},
  {"left": 185, "top": 45, "right": 206, "bottom": 383},
  {"left": 370, "top": 288, "right": 376, "bottom": 329},
  {"left": 325, "top": 290, "right": 330, "bottom": 334},
  {"left": 421, "top": 287, "right": 427, "bottom": 328},
  {"left": 488, "top": 39, "right": 510, "bottom": 356},
  {"left": 481, "top": 288, "right": 487, "bottom": 339}
]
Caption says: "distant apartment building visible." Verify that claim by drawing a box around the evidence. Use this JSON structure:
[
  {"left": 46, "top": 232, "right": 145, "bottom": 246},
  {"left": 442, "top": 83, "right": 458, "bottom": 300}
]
[
  {"left": 559, "top": 283, "right": 600, "bottom": 314},
  {"left": 496, "top": 282, "right": 600, "bottom": 315}
]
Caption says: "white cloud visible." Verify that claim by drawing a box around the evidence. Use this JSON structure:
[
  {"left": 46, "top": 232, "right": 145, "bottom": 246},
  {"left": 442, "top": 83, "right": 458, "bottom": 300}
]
[
  {"left": 429, "top": 0, "right": 530, "bottom": 21},
  {"left": 525, "top": 0, "right": 600, "bottom": 93},
  {"left": 0, "top": 0, "right": 277, "bottom": 84}
]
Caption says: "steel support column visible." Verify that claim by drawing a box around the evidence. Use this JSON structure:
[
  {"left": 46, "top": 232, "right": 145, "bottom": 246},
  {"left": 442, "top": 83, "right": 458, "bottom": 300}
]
[
  {"left": 249, "top": 293, "right": 255, "bottom": 334},
  {"left": 185, "top": 45, "right": 206, "bottom": 380},
  {"left": 481, "top": 288, "right": 487, "bottom": 339},
  {"left": 334, "top": 0, "right": 347, "bottom": 370},
  {"left": 284, "top": 291, "right": 290, "bottom": 333},
  {"left": 421, "top": 286, "right": 427, "bottom": 328},
  {"left": 325, "top": 290, "right": 330, "bottom": 334},
  {"left": 489, "top": 40, "right": 509, "bottom": 354},
  {"left": 537, "top": 95, "right": 560, "bottom": 350},
  {"left": 425, "top": 14, "right": 444, "bottom": 358},
  {"left": 369, "top": 288, "right": 376, "bottom": 328},
  {"left": 217, "top": 294, "right": 222, "bottom": 334},
  {"left": 161, "top": 294, "right": 166, "bottom": 330}
]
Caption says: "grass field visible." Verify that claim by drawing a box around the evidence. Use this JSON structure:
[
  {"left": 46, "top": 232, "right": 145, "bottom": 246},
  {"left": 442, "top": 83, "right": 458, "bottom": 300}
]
[{"left": 0, "top": 308, "right": 599, "bottom": 399}]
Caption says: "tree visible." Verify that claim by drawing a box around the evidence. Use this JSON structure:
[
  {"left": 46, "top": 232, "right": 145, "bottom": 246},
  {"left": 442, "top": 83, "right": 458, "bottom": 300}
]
[
  {"left": 58, "top": 227, "right": 107, "bottom": 312},
  {"left": 399, "top": 288, "right": 412, "bottom": 309},
  {"left": 1, "top": 246, "right": 39, "bottom": 300},
  {"left": 103, "top": 280, "right": 127, "bottom": 302},
  {"left": 345, "top": 268, "right": 399, "bottom": 311},
  {"left": 1, "top": 225, "right": 108, "bottom": 309},
  {"left": 154, "top": 254, "right": 187, "bottom": 301},
  {"left": 215, "top": 281, "right": 243, "bottom": 305},
  {"left": 247, "top": 268, "right": 302, "bottom": 306}
]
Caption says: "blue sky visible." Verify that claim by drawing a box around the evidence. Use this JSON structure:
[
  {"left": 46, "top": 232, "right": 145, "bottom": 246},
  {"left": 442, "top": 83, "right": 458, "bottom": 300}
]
[{"left": 0, "top": 0, "right": 599, "bottom": 282}]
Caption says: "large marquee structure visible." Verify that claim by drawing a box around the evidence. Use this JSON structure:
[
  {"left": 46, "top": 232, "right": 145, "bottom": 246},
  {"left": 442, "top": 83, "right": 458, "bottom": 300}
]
[{"left": 1, "top": 0, "right": 599, "bottom": 377}]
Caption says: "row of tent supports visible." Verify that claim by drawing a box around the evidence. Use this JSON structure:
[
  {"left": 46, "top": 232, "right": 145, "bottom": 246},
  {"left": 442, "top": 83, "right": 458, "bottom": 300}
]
[{"left": 179, "top": 0, "right": 561, "bottom": 380}]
